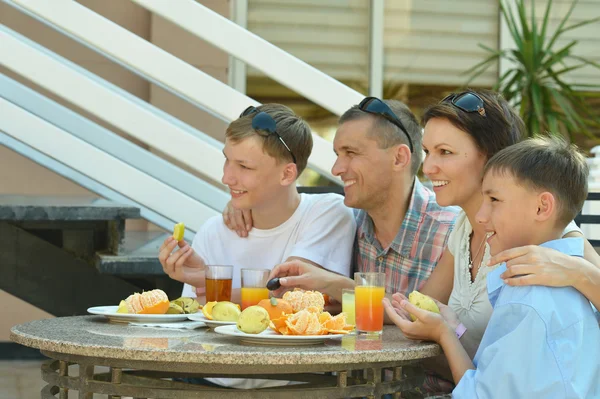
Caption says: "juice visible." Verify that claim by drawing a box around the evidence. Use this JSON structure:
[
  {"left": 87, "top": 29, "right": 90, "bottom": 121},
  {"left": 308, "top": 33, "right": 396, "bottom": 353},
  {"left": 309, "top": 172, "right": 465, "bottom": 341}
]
[
  {"left": 205, "top": 278, "right": 232, "bottom": 302},
  {"left": 354, "top": 286, "right": 385, "bottom": 333},
  {"left": 241, "top": 287, "right": 270, "bottom": 310},
  {"left": 342, "top": 290, "right": 356, "bottom": 325}
]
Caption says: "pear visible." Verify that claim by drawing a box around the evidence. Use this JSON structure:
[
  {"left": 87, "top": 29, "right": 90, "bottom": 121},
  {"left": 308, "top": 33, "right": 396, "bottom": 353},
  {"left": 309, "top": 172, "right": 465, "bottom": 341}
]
[
  {"left": 211, "top": 301, "right": 241, "bottom": 321},
  {"left": 408, "top": 291, "right": 440, "bottom": 321},
  {"left": 166, "top": 302, "right": 184, "bottom": 314},
  {"left": 171, "top": 297, "right": 201, "bottom": 314},
  {"left": 237, "top": 306, "right": 270, "bottom": 334}
]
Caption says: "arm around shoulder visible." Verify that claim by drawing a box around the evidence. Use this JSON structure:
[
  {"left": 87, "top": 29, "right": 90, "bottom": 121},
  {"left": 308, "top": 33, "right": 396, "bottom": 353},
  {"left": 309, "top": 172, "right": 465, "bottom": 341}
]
[{"left": 420, "top": 248, "right": 455, "bottom": 304}]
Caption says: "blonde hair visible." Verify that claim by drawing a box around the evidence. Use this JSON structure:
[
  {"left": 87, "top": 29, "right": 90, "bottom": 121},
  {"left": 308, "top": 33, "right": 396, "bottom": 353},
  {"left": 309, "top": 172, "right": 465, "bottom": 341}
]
[{"left": 226, "top": 104, "right": 313, "bottom": 176}]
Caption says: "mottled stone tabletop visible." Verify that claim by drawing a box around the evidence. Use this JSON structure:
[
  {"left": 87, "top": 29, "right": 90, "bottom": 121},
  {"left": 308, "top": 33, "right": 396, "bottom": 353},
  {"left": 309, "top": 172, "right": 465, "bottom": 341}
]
[{"left": 11, "top": 316, "right": 441, "bottom": 369}]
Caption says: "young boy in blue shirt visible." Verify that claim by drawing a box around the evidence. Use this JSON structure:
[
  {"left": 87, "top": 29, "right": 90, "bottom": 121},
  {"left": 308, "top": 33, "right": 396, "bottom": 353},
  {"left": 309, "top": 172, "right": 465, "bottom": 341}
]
[{"left": 385, "top": 136, "right": 600, "bottom": 398}]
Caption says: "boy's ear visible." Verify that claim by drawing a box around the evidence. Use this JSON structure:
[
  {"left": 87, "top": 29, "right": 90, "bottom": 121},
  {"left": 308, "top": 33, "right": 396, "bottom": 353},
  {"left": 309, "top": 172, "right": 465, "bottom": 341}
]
[
  {"left": 535, "top": 191, "right": 556, "bottom": 222},
  {"left": 392, "top": 144, "right": 411, "bottom": 171},
  {"left": 280, "top": 162, "right": 298, "bottom": 186}
]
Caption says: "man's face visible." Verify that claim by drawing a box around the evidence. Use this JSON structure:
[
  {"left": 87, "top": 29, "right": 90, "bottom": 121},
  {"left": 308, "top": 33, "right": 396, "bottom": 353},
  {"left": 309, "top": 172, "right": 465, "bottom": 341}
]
[
  {"left": 476, "top": 171, "right": 540, "bottom": 256},
  {"left": 221, "top": 136, "right": 284, "bottom": 210},
  {"left": 331, "top": 118, "right": 397, "bottom": 211}
]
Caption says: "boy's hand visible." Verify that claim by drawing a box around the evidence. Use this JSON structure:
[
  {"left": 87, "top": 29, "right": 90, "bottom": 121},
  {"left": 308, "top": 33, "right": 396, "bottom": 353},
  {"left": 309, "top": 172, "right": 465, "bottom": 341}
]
[
  {"left": 384, "top": 293, "right": 456, "bottom": 343},
  {"left": 158, "top": 236, "right": 205, "bottom": 286},
  {"left": 222, "top": 200, "right": 253, "bottom": 238}
]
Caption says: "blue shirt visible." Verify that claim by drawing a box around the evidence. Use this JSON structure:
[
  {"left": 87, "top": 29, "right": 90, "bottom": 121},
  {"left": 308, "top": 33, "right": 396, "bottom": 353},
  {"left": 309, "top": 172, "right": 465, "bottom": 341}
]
[{"left": 453, "top": 238, "right": 600, "bottom": 398}]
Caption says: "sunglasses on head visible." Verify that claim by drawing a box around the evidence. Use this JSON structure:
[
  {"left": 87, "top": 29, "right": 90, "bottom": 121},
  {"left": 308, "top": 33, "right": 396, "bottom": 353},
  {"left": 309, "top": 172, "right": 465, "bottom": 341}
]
[
  {"left": 442, "top": 91, "right": 487, "bottom": 117},
  {"left": 239, "top": 106, "right": 297, "bottom": 164},
  {"left": 358, "top": 97, "right": 414, "bottom": 153}
]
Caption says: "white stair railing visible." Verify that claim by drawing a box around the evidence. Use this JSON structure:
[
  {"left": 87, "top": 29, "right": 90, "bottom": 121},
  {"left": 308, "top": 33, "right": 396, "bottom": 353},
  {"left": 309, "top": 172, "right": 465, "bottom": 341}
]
[
  {"left": 0, "top": 132, "right": 197, "bottom": 242},
  {"left": 3, "top": 0, "right": 355, "bottom": 182},
  {"left": 0, "top": 73, "right": 229, "bottom": 214},
  {"left": 130, "top": 0, "right": 363, "bottom": 116},
  {"left": 0, "top": 25, "right": 226, "bottom": 187},
  {"left": 0, "top": 97, "right": 217, "bottom": 233}
]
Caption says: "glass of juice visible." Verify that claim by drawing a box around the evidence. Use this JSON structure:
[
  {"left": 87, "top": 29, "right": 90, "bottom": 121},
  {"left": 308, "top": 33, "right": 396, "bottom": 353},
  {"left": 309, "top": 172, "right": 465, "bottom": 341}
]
[
  {"left": 354, "top": 272, "right": 386, "bottom": 335},
  {"left": 205, "top": 265, "right": 233, "bottom": 302},
  {"left": 342, "top": 288, "right": 356, "bottom": 325},
  {"left": 240, "top": 268, "right": 270, "bottom": 310}
]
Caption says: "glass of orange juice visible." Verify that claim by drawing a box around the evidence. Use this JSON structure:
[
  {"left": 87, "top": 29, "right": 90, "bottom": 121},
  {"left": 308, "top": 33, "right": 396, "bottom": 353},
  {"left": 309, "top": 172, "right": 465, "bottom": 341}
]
[
  {"left": 354, "top": 272, "right": 386, "bottom": 335},
  {"left": 342, "top": 288, "right": 356, "bottom": 325},
  {"left": 205, "top": 265, "right": 233, "bottom": 302},
  {"left": 240, "top": 268, "right": 270, "bottom": 310}
]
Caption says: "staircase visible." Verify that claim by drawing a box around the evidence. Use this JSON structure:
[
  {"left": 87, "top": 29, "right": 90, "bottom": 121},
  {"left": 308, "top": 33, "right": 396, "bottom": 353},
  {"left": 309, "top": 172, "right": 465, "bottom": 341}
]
[
  {"left": 0, "top": 0, "right": 360, "bottom": 356},
  {"left": 0, "top": 196, "right": 183, "bottom": 317}
]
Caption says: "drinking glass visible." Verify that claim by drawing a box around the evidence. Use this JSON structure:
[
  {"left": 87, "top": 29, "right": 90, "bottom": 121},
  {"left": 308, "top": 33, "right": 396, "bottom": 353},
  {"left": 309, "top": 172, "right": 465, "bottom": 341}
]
[
  {"left": 205, "top": 265, "right": 233, "bottom": 302},
  {"left": 354, "top": 272, "right": 386, "bottom": 335},
  {"left": 240, "top": 268, "right": 270, "bottom": 309},
  {"left": 342, "top": 288, "right": 356, "bottom": 325}
]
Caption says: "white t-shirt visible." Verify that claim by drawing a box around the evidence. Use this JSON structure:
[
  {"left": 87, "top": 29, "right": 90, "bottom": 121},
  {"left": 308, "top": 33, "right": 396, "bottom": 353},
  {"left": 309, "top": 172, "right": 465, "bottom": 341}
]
[
  {"left": 181, "top": 193, "right": 356, "bottom": 389},
  {"left": 182, "top": 193, "right": 355, "bottom": 297},
  {"left": 447, "top": 211, "right": 582, "bottom": 359}
]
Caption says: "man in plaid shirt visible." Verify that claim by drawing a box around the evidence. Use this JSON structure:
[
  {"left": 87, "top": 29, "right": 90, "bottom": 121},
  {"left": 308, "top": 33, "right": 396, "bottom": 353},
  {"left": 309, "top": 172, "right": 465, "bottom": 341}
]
[
  {"left": 271, "top": 98, "right": 458, "bottom": 303},
  {"left": 269, "top": 98, "right": 459, "bottom": 398},
  {"left": 342, "top": 100, "right": 458, "bottom": 296}
]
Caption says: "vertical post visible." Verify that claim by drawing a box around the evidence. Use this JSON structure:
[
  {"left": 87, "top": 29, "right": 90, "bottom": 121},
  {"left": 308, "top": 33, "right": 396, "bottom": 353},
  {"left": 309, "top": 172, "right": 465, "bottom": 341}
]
[
  {"left": 228, "top": 0, "right": 248, "bottom": 95},
  {"left": 369, "top": 0, "right": 384, "bottom": 98},
  {"left": 110, "top": 367, "right": 123, "bottom": 399},
  {"left": 78, "top": 364, "right": 94, "bottom": 399},
  {"left": 393, "top": 366, "right": 403, "bottom": 399},
  {"left": 58, "top": 361, "right": 69, "bottom": 399}
]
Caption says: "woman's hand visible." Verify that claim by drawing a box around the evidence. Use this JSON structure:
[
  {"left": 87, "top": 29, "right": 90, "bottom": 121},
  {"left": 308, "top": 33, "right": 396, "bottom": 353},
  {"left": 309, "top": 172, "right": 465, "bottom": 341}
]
[
  {"left": 489, "top": 245, "right": 581, "bottom": 287},
  {"left": 268, "top": 259, "right": 353, "bottom": 301},
  {"left": 222, "top": 200, "right": 253, "bottom": 237},
  {"left": 384, "top": 293, "right": 456, "bottom": 343}
]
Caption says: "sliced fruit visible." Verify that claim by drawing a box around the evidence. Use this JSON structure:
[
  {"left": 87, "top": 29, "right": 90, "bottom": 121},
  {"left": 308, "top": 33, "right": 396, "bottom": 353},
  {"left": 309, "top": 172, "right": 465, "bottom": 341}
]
[
  {"left": 116, "top": 300, "right": 128, "bottom": 313},
  {"left": 166, "top": 302, "right": 184, "bottom": 314},
  {"left": 172, "top": 222, "right": 185, "bottom": 241},
  {"left": 202, "top": 301, "right": 217, "bottom": 320}
]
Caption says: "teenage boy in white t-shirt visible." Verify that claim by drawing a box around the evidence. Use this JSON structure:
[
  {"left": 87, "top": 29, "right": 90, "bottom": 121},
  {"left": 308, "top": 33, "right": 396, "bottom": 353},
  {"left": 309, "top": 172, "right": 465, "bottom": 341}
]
[
  {"left": 159, "top": 104, "right": 355, "bottom": 304},
  {"left": 159, "top": 104, "right": 355, "bottom": 389}
]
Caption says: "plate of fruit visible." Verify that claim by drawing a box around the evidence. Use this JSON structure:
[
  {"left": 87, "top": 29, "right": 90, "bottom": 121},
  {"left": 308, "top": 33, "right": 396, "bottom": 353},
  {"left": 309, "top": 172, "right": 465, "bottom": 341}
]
[
  {"left": 87, "top": 289, "right": 202, "bottom": 324},
  {"left": 213, "top": 290, "right": 354, "bottom": 345}
]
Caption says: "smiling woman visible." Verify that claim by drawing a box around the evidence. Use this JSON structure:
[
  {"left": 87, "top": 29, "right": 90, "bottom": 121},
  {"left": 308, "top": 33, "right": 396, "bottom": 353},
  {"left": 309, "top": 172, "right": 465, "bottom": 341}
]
[{"left": 414, "top": 89, "right": 600, "bottom": 361}]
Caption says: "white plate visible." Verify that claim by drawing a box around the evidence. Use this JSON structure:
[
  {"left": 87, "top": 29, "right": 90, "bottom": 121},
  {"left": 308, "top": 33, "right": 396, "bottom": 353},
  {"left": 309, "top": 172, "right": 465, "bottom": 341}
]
[
  {"left": 87, "top": 306, "right": 193, "bottom": 324},
  {"left": 187, "top": 313, "right": 237, "bottom": 329},
  {"left": 213, "top": 324, "right": 346, "bottom": 346}
]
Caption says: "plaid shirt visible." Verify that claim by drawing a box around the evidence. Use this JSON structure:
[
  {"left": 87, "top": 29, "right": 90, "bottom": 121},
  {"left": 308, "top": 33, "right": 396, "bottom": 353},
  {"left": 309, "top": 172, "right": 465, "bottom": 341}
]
[{"left": 353, "top": 179, "right": 459, "bottom": 296}]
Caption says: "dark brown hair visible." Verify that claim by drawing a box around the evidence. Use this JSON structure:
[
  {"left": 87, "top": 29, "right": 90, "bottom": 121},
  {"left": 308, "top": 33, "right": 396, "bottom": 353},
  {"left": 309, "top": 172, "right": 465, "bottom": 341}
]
[
  {"left": 226, "top": 104, "right": 313, "bottom": 176},
  {"left": 422, "top": 89, "right": 524, "bottom": 160},
  {"left": 338, "top": 100, "right": 423, "bottom": 176},
  {"left": 484, "top": 136, "right": 589, "bottom": 228}
]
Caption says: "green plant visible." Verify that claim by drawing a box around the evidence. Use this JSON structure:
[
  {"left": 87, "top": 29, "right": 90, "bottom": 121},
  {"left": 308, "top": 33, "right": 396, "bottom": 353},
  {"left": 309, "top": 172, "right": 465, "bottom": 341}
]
[{"left": 466, "top": 0, "right": 600, "bottom": 140}]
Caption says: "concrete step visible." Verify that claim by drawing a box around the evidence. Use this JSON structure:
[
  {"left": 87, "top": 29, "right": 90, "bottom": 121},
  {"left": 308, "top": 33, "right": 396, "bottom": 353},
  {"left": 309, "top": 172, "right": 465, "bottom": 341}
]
[{"left": 96, "top": 231, "right": 175, "bottom": 276}]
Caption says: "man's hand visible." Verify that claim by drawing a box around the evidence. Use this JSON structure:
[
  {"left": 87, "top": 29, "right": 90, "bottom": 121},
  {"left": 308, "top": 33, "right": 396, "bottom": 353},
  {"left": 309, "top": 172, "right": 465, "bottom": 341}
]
[
  {"left": 268, "top": 259, "right": 353, "bottom": 301},
  {"left": 383, "top": 293, "right": 455, "bottom": 343},
  {"left": 158, "top": 236, "right": 205, "bottom": 286},
  {"left": 222, "top": 200, "right": 253, "bottom": 238}
]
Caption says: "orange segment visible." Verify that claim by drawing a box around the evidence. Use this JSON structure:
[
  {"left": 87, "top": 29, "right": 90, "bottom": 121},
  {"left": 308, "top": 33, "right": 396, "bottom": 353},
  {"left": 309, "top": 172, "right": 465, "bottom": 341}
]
[{"left": 202, "top": 301, "right": 217, "bottom": 320}]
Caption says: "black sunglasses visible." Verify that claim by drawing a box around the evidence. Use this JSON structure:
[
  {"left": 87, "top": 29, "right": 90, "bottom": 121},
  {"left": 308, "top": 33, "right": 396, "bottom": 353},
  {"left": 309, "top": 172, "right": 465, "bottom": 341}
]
[
  {"left": 358, "top": 97, "right": 414, "bottom": 153},
  {"left": 239, "top": 106, "right": 297, "bottom": 164},
  {"left": 442, "top": 91, "right": 487, "bottom": 117}
]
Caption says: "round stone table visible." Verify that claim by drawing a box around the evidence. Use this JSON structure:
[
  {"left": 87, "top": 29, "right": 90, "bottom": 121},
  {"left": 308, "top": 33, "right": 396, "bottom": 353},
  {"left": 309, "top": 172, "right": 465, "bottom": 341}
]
[{"left": 11, "top": 316, "right": 441, "bottom": 399}]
